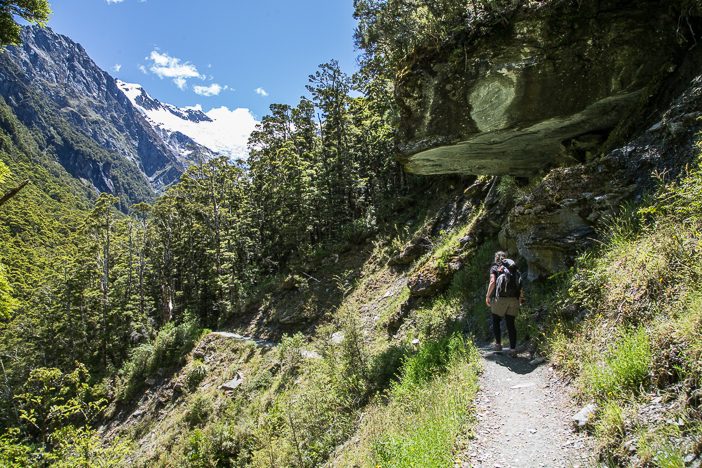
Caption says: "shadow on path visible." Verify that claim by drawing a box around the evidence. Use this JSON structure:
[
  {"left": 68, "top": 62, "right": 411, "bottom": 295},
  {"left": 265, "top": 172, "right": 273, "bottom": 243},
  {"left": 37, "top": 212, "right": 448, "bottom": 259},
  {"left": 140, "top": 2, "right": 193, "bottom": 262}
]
[{"left": 478, "top": 345, "right": 540, "bottom": 375}]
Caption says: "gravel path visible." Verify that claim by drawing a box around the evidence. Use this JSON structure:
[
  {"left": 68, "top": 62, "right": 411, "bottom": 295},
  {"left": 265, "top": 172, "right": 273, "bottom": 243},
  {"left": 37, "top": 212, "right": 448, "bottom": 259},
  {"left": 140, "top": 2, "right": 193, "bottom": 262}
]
[
  {"left": 210, "top": 331, "right": 276, "bottom": 348},
  {"left": 456, "top": 346, "right": 595, "bottom": 468}
]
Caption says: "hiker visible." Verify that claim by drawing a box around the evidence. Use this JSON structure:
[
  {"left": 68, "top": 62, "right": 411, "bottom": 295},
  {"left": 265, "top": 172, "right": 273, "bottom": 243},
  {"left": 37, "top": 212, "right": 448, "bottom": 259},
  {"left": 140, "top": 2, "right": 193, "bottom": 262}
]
[{"left": 485, "top": 251, "right": 524, "bottom": 355}]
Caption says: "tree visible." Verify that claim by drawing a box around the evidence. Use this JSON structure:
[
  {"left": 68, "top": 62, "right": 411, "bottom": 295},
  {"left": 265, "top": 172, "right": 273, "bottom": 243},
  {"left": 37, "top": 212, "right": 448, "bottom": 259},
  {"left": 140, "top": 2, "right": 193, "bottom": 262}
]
[{"left": 0, "top": 0, "right": 52, "bottom": 46}]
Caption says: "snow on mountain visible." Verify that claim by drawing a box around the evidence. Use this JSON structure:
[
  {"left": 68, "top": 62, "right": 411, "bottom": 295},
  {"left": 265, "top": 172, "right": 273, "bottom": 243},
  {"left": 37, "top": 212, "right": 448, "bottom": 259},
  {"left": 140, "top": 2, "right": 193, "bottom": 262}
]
[{"left": 117, "top": 80, "right": 258, "bottom": 161}]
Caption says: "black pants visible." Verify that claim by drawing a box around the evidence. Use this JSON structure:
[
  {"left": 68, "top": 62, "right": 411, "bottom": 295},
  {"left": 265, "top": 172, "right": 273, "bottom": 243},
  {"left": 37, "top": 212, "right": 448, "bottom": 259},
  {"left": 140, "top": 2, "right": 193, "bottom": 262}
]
[{"left": 492, "top": 313, "right": 517, "bottom": 349}]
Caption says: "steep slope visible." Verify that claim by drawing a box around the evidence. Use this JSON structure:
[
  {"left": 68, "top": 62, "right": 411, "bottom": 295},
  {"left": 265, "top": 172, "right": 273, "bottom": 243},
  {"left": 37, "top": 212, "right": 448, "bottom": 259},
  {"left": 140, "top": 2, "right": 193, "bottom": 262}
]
[
  {"left": 0, "top": 26, "right": 188, "bottom": 206},
  {"left": 380, "top": 1, "right": 702, "bottom": 464}
]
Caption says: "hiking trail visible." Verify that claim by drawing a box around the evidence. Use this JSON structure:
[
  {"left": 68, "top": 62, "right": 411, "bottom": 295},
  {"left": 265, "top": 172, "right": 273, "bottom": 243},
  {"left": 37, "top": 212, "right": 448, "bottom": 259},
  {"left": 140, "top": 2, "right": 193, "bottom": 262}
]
[{"left": 456, "top": 346, "right": 595, "bottom": 468}]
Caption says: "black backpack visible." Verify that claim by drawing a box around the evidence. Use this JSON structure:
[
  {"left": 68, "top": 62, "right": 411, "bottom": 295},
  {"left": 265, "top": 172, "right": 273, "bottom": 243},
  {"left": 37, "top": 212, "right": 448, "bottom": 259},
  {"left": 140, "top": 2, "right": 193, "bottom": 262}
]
[{"left": 495, "top": 259, "right": 521, "bottom": 298}]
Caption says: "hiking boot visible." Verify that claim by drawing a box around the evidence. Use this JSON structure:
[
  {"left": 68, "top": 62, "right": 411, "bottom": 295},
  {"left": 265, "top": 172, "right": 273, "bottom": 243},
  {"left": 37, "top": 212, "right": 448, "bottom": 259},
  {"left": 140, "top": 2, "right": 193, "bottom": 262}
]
[
  {"left": 492, "top": 343, "right": 503, "bottom": 352},
  {"left": 506, "top": 348, "right": 517, "bottom": 357}
]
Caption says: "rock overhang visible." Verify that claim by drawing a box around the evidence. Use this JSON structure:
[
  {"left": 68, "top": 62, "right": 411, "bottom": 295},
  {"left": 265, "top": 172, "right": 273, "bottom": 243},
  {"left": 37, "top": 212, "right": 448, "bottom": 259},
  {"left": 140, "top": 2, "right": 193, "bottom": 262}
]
[
  {"left": 400, "top": 91, "right": 642, "bottom": 176},
  {"left": 395, "top": 1, "right": 684, "bottom": 176}
]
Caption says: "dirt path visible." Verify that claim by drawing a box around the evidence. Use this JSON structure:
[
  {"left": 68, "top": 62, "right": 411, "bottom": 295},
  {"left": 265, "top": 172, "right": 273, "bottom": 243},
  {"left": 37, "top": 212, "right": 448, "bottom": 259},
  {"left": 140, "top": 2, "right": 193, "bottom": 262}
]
[
  {"left": 456, "top": 346, "right": 594, "bottom": 468},
  {"left": 210, "top": 331, "right": 276, "bottom": 348}
]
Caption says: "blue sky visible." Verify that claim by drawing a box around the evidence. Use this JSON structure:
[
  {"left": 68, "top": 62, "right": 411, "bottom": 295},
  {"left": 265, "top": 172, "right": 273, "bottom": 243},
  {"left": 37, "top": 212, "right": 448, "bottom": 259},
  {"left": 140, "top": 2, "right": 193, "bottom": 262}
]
[{"left": 47, "top": 0, "right": 359, "bottom": 120}]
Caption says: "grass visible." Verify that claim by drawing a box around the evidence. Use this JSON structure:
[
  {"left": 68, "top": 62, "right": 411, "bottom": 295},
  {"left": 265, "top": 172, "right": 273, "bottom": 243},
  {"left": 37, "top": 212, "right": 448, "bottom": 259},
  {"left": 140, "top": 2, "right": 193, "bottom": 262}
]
[
  {"left": 539, "top": 156, "right": 702, "bottom": 464},
  {"left": 336, "top": 334, "right": 481, "bottom": 467},
  {"left": 594, "top": 400, "right": 626, "bottom": 458},
  {"left": 580, "top": 327, "right": 651, "bottom": 401},
  {"left": 420, "top": 207, "right": 483, "bottom": 273}
]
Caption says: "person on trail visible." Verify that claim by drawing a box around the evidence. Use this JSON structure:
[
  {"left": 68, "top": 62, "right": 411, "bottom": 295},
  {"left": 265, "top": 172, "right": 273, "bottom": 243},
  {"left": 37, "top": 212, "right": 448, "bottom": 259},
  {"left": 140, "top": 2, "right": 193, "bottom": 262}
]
[{"left": 485, "top": 251, "right": 525, "bottom": 355}]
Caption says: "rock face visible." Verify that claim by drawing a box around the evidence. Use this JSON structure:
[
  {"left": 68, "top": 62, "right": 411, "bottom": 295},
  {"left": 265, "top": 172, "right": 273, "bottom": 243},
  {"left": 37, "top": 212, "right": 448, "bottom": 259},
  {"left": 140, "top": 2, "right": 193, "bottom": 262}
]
[
  {"left": 501, "top": 64, "right": 702, "bottom": 278},
  {"left": 396, "top": 0, "right": 686, "bottom": 176},
  {"left": 0, "top": 26, "right": 211, "bottom": 206}
]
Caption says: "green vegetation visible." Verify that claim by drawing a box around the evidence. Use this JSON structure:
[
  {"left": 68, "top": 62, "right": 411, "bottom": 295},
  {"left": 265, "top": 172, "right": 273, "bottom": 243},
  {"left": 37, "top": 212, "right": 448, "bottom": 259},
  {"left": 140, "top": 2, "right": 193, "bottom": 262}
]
[
  {"left": 4, "top": 1, "right": 702, "bottom": 466},
  {"left": 0, "top": 365, "right": 131, "bottom": 466},
  {"left": 581, "top": 328, "right": 651, "bottom": 401},
  {"left": 367, "top": 335, "right": 480, "bottom": 468},
  {"left": 115, "top": 317, "right": 207, "bottom": 402},
  {"left": 353, "top": 0, "right": 527, "bottom": 76},
  {"left": 0, "top": 1, "right": 51, "bottom": 46},
  {"left": 0, "top": 36, "right": 450, "bottom": 463},
  {"left": 540, "top": 155, "right": 702, "bottom": 464}
]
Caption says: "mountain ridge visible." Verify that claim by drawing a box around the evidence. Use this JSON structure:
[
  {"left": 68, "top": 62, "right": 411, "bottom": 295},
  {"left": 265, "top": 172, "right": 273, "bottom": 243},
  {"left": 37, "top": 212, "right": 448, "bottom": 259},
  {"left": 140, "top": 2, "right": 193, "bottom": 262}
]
[{"left": 0, "top": 26, "right": 226, "bottom": 206}]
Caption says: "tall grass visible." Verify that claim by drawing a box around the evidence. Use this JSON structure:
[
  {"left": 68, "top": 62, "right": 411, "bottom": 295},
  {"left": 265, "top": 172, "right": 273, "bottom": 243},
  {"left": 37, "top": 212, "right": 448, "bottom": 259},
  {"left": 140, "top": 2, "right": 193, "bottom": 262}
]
[
  {"left": 581, "top": 327, "right": 651, "bottom": 401},
  {"left": 337, "top": 334, "right": 481, "bottom": 467}
]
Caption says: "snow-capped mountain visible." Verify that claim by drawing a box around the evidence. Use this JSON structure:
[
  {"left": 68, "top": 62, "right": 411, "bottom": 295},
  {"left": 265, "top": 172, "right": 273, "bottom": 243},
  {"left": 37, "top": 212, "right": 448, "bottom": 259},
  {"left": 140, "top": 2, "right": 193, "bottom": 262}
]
[
  {"left": 0, "top": 26, "right": 186, "bottom": 202},
  {"left": 0, "top": 26, "right": 258, "bottom": 205},
  {"left": 117, "top": 81, "right": 257, "bottom": 162}
]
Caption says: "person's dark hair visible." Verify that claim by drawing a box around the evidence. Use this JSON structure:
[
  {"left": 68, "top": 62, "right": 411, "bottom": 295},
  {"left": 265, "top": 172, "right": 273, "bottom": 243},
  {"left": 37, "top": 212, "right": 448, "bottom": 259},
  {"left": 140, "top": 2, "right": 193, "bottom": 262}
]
[{"left": 494, "top": 251, "right": 507, "bottom": 264}]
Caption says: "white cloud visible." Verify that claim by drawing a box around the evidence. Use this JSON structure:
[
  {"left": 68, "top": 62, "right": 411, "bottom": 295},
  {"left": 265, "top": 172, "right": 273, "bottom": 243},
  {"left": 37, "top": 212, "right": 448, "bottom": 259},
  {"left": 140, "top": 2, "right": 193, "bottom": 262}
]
[
  {"left": 173, "top": 77, "right": 187, "bottom": 90},
  {"left": 112, "top": 64, "right": 122, "bottom": 73},
  {"left": 106, "top": 0, "right": 125, "bottom": 3},
  {"left": 138, "top": 64, "right": 148, "bottom": 74},
  {"left": 255, "top": 87, "right": 269, "bottom": 97},
  {"left": 193, "top": 83, "right": 228, "bottom": 97},
  {"left": 145, "top": 50, "right": 202, "bottom": 90}
]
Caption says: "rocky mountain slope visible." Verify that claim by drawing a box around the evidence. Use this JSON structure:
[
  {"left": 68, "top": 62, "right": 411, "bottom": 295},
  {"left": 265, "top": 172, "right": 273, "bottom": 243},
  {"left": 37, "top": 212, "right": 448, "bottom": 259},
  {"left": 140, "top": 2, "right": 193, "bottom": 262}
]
[{"left": 0, "top": 26, "right": 218, "bottom": 206}]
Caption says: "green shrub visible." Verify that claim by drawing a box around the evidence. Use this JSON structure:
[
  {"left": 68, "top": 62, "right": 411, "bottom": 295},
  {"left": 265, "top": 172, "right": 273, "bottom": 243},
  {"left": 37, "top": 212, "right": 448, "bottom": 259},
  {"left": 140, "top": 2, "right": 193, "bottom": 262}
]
[
  {"left": 45, "top": 426, "right": 132, "bottom": 467},
  {"left": 0, "top": 429, "right": 30, "bottom": 467},
  {"left": 196, "top": 422, "right": 255, "bottom": 467},
  {"left": 186, "top": 360, "right": 208, "bottom": 391},
  {"left": 582, "top": 327, "right": 651, "bottom": 400},
  {"left": 151, "top": 318, "right": 205, "bottom": 370},
  {"left": 398, "top": 333, "right": 470, "bottom": 388},
  {"left": 368, "top": 343, "right": 408, "bottom": 392},
  {"left": 117, "top": 317, "right": 206, "bottom": 401},
  {"left": 184, "top": 394, "right": 213, "bottom": 428},
  {"left": 276, "top": 332, "right": 306, "bottom": 376}
]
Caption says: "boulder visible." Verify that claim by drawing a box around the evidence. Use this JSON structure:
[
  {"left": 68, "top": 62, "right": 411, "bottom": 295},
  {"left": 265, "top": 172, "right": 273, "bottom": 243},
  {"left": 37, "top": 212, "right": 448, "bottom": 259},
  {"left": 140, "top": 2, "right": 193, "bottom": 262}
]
[
  {"left": 499, "top": 163, "right": 635, "bottom": 279},
  {"left": 330, "top": 331, "right": 345, "bottom": 344},
  {"left": 388, "top": 236, "right": 433, "bottom": 266},
  {"left": 220, "top": 372, "right": 244, "bottom": 392},
  {"left": 396, "top": 0, "right": 686, "bottom": 176},
  {"left": 407, "top": 259, "right": 462, "bottom": 298}
]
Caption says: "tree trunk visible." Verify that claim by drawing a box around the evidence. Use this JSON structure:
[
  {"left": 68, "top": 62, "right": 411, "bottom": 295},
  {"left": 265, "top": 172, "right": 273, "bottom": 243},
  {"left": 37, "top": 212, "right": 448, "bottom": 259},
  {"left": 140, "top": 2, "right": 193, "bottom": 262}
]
[{"left": 0, "top": 179, "right": 29, "bottom": 208}]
